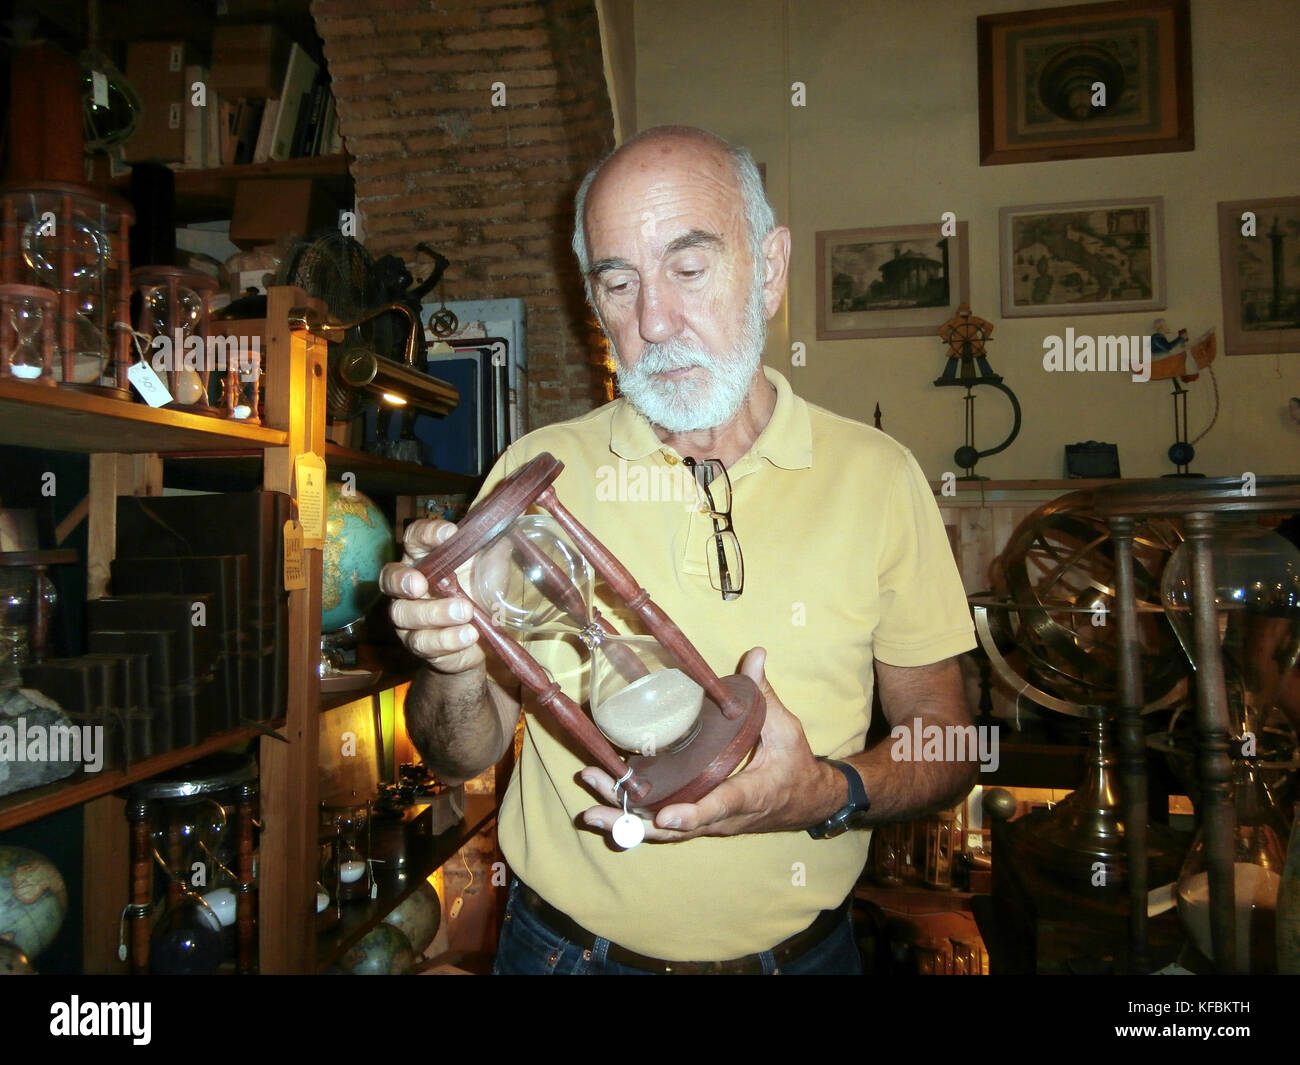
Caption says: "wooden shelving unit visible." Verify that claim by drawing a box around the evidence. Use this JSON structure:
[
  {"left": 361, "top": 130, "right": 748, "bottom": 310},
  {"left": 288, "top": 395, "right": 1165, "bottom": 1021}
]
[{"left": 0, "top": 286, "right": 496, "bottom": 974}]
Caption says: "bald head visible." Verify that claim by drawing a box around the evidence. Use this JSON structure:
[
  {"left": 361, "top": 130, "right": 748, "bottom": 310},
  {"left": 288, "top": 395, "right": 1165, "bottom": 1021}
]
[{"left": 572, "top": 126, "right": 774, "bottom": 294}]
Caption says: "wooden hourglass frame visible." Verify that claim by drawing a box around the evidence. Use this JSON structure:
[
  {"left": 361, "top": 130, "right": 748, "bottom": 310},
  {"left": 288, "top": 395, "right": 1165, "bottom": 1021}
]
[
  {"left": 0, "top": 181, "right": 135, "bottom": 399},
  {"left": 415, "top": 452, "right": 765, "bottom": 811},
  {"left": 131, "top": 265, "right": 221, "bottom": 415},
  {"left": 0, "top": 283, "right": 58, "bottom": 386}
]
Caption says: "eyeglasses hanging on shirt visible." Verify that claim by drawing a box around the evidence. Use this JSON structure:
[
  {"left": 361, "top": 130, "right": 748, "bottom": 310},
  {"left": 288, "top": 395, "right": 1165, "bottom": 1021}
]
[{"left": 683, "top": 457, "right": 743, "bottom": 601}]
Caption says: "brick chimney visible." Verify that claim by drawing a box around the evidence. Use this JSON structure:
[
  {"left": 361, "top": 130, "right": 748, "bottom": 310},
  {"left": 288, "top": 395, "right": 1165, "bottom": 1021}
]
[{"left": 312, "top": 0, "right": 616, "bottom": 427}]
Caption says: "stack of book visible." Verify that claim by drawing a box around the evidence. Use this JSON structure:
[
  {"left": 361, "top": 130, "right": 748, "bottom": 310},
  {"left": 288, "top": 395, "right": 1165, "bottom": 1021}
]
[{"left": 123, "top": 32, "right": 343, "bottom": 171}]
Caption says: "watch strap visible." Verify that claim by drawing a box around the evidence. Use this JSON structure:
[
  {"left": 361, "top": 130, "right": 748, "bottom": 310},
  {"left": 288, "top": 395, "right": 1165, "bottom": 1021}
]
[{"left": 807, "top": 757, "right": 871, "bottom": 839}]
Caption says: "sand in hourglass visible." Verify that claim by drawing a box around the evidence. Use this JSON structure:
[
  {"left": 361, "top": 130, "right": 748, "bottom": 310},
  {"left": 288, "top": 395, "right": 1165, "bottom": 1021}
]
[{"left": 593, "top": 668, "right": 704, "bottom": 753}]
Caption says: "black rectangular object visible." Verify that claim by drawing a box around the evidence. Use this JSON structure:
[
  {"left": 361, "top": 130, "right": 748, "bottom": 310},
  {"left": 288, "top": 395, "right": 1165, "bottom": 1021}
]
[
  {"left": 114, "top": 491, "right": 290, "bottom": 723},
  {"left": 89, "top": 630, "right": 182, "bottom": 750},
  {"left": 110, "top": 554, "right": 248, "bottom": 731},
  {"left": 88, "top": 595, "right": 222, "bottom": 741},
  {"left": 21, "top": 656, "right": 123, "bottom": 770},
  {"left": 1064, "top": 441, "right": 1120, "bottom": 479},
  {"left": 106, "top": 649, "right": 160, "bottom": 760}
]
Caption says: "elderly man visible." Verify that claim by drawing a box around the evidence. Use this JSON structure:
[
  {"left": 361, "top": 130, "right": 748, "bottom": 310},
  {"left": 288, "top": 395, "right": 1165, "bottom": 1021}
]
[{"left": 381, "top": 125, "right": 976, "bottom": 974}]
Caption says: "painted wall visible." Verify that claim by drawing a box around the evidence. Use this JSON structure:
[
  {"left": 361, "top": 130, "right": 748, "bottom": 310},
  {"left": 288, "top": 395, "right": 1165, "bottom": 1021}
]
[{"left": 633, "top": 0, "right": 1300, "bottom": 480}]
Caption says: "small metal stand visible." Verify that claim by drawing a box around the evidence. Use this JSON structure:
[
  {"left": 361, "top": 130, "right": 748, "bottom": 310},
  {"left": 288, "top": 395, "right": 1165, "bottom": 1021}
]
[{"left": 933, "top": 303, "right": 1021, "bottom": 479}]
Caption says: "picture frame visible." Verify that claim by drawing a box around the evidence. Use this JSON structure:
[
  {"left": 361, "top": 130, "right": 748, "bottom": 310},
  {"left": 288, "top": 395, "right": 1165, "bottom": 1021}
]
[
  {"left": 319, "top": 695, "right": 384, "bottom": 803},
  {"left": 976, "top": 0, "right": 1194, "bottom": 166},
  {"left": 1216, "top": 197, "right": 1300, "bottom": 356},
  {"left": 815, "top": 222, "right": 970, "bottom": 340},
  {"left": 999, "top": 198, "right": 1165, "bottom": 318}
]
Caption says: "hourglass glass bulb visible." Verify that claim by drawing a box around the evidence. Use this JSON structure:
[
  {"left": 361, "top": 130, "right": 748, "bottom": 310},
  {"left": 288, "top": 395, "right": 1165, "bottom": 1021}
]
[
  {"left": 8, "top": 299, "right": 44, "bottom": 379},
  {"left": 471, "top": 514, "right": 593, "bottom": 633},
  {"left": 1161, "top": 523, "right": 1300, "bottom": 732}
]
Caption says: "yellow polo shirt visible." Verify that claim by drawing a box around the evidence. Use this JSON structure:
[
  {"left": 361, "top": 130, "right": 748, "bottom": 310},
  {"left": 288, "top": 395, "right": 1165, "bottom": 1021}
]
[{"left": 475, "top": 366, "right": 974, "bottom": 960}]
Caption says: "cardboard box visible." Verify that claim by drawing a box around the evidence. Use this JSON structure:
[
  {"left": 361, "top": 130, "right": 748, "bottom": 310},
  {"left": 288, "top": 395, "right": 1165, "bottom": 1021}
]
[
  {"left": 229, "top": 176, "right": 340, "bottom": 246},
  {"left": 124, "top": 41, "right": 194, "bottom": 163},
  {"left": 211, "top": 24, "right": 291, "bottom": 99}
]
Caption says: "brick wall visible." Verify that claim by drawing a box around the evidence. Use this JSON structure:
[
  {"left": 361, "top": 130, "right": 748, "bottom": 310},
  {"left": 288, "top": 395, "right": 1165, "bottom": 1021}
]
[{"left": 311, "top": 0, "right": 616, "bottom": 428}]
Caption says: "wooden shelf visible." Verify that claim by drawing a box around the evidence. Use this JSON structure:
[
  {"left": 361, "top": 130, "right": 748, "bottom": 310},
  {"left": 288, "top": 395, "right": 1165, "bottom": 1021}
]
[
  {"left": 855, "top": 882, "right": 978, "bottom": 915},
  {"left": 159, "top": 443, "right": 478, "bottom": 497},
  {"left": 110, "top": 154, "right": 354, "bottom": 226},
  {"left": 316, "top": 793, "right": 497, "bottom": 970},
  {"left": 0, "top": 381, "right": 287, "bottom": 454},
  {"left": 320, "top": 667, "right": 417, "bottom": 714},
  {"left": 929, "top": 478, "right": 1126, "bottom": 494},
  {"left": 0, "top": 719, "right": 284, "bottom": 833},
  {"left": 324, "top": 444, "right": 480, "bottom": 497}
]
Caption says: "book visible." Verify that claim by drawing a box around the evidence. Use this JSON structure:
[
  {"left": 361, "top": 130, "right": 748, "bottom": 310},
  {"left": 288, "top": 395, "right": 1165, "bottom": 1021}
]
[
  {"left": 232, "top": 98, "right": 265, "bottom": 165},
  {"left": 269, "top": 43, "right": 319, "bottom": 160},
  {"left": 252, "top": 97, "right": 280, "bottom": 163},
  {"left": 181, "top": 63, "right": 208, "bottom": 169}
]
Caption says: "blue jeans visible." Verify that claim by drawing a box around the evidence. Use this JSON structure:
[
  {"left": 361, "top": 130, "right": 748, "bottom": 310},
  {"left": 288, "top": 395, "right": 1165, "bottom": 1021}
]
[{"left": 492, "top": 879, "right": 863, "bottom": 975}]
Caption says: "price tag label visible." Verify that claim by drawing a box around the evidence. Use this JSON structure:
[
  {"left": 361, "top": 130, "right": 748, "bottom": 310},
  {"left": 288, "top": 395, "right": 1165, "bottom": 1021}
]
[
  {"left": 91, "top": 71, "right": 109, "bottom": 108},
  {"left": 283, "top": 520, "right": 306, "bottom": 591},
  {"left": 294, "top": 452, "right": 327, "bottom": 547},
  {"left": 127, "top": 361, "right": 174, "bottom": 407}
]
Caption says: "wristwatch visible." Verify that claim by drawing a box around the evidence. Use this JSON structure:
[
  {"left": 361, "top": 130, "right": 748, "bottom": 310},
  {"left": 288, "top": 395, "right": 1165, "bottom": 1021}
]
[{"left": 807, "top": 757, "right": 871, "bottom": 839}]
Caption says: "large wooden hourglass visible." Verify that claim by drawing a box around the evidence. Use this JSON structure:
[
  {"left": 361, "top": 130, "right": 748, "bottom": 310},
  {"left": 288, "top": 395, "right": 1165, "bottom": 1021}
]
[{"left": 415, "top": 453, "right": 765, "bottom": 820}]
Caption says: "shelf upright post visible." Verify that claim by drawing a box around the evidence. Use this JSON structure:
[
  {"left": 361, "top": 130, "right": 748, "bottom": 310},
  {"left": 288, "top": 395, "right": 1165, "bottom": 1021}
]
[
  {"left": 257, "top": 286, "right": 326, "bottom": 972},
  {"left": 82, "top": 453, "right": 161, "bottom": 973}
]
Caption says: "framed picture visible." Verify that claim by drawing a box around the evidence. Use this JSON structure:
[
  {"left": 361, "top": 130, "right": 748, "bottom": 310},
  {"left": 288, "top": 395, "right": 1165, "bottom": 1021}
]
[
  {"left": 815, "top": 222, "right": 970, "bottom": 340},
  {"left": 999, "top": 198, "right": 1165, "bottom": 318},
  {"left": 319, "top": 696, "right": 384, "bottom": 803},
  {"left": 977, "top": 0, "right": 1194, "bottom": 166},
  {"left": 1217, "top": 197, "right": 1300, "bottom": 356}
]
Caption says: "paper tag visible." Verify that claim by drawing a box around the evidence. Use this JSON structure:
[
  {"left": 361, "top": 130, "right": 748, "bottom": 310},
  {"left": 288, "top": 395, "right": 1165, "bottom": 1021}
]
[
  {"left": 238, "top": 268, "right": 268, "bottom": 297},
  {"left": 167, "top": 101, "right": 182, "bottom": 130},
  {"left": 169, "top": 45, "right": 183, "bottom": 72},
  {"left": 294, "top": 453, "right": 328, "bottom": 548},
  {"left": 127, "top": 361, "right": 174, "bottom": 407},
  {"left": 91, "top": 70, "right": 109, "bottom": 108},
  {"left": 283, "top": 520, "right": 307, "bottom": 591}
]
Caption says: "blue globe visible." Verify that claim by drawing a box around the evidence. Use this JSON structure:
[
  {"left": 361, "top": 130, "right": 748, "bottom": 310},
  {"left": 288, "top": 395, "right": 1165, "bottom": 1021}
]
[
  {"left": 322, "top": 482, "right": 396, "bottom": 634},
  {"left": 0, "top": 845, "right": 66, "bottom": 960}
]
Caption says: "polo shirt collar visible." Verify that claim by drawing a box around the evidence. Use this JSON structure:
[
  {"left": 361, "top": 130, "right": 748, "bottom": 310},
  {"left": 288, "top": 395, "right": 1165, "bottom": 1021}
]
[{"left": 608, "top": 365, "right": 813, "bottom": 470}]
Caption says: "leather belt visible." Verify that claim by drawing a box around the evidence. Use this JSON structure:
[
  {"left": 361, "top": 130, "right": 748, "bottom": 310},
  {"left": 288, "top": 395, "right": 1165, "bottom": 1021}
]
[{"left": 514, "top": 883, "right": 850, "bottom": 974}]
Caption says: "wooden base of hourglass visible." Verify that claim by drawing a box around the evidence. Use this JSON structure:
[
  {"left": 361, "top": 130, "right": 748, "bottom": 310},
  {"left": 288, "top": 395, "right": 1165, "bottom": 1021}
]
[{"left": 416, "top": 451, "right": 766, "bottom": 812}]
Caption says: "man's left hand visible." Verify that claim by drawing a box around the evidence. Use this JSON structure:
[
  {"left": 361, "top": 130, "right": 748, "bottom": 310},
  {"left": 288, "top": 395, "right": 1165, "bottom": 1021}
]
[{"left": 578, "top": 647, "right": 845, "bottom": 842}]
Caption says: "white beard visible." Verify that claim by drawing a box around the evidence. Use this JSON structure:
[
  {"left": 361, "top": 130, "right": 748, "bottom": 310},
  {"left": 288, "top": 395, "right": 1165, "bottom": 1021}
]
[{"left": 611, "top": 282, "right": 767, "bottom": 433}]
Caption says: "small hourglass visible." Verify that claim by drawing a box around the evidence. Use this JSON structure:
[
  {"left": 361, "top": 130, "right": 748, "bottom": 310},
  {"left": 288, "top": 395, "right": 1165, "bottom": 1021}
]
[
  {"left": 132, "top": 266, "right": 218, "bottom": 413},
  {"left": 322, "top": 795, "right": 374, "bottom": 906},
  {"left": 415, "top": 453, "right": 765, "bottom": 818},
  {"left": 0, "top": 284, "right": 57, "bottom": 385}
]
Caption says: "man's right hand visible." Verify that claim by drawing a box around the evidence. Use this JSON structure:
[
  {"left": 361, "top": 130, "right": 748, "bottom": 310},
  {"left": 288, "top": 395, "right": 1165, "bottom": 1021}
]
[{"left": 380, "top": 518, "right": 485, "bottom": 675}]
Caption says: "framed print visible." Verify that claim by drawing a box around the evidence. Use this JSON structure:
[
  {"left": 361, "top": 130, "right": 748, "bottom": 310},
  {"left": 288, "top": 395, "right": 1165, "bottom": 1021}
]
[
  {"left": 1217, "top": 197, "right": 1300, "bottom": 356},
  {"left": 977, "top": 0, "right": 1194, "bottom": 165},
  {"left": 319, "top": 696, "right": 384, "bottom": 802},
  {"left": 815, "top": 222, "right": 969, "bottom": 340},
  {"left": 999, "top": 198, "right": 1165, "bottom": 318}
]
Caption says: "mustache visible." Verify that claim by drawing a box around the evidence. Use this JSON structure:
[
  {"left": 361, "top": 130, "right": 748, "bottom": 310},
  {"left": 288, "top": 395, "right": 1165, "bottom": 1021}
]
[{"left": 623, "top": 342, "right": 711, "bottom": 376}]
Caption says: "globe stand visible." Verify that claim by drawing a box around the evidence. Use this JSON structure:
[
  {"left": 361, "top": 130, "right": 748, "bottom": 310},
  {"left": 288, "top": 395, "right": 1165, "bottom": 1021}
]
[
  {"left": 414, "top": 452, "right": 765, "bottom": 812},
  {"left": 972, "top": 599, "right": 1185, "bottom": 888}
]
